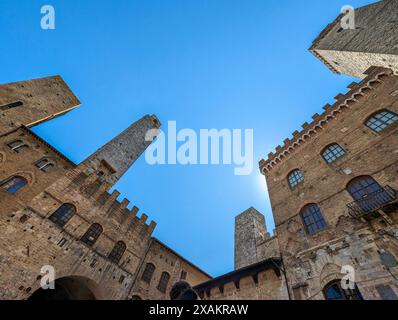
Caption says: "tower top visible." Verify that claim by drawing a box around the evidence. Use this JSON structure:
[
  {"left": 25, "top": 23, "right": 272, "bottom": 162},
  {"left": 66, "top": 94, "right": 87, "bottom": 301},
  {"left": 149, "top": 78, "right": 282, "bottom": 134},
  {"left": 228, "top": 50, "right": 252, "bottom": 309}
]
[
  {"left": 310, "top": 0, "right": 398, "bottom": 78},
  {"left": 0, "top": 75, "right": 80, "bottom": 136},
  {"left": 234, "top": 207, "right": 268, "bottom": 270},
  {"left": 81, "top": 114, "right": 161, "bottom": 187}
]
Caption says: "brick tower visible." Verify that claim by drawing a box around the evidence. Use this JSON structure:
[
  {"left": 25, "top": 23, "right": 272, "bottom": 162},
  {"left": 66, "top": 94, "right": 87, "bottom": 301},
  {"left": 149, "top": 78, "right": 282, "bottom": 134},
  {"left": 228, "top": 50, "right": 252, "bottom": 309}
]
[
  {"left": 234, "top": 207, "right": 268, "bottom": 270},
  {"left": 80, "top": 115, "right": 161, "bottom": 187}
]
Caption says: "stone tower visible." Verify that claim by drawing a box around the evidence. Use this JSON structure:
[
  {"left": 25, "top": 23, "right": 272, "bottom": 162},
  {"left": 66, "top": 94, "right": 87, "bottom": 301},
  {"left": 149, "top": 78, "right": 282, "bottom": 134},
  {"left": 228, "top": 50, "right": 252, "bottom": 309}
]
[
  {"left": 234, "top": 207, "right": 268, "bottom": 270},
  {"left": 310, "top": 0, "right": 398, "bottom": 78},
  {"left": 81, "top": 114, "right": 161, "bottom": 186},
  {"left": 0, "top": 76, "right": 80, "bottom": 135}
]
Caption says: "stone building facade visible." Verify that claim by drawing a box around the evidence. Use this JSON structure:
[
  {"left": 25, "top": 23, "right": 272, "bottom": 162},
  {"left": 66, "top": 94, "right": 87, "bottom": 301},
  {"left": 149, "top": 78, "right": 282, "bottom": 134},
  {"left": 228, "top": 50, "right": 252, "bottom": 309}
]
[
  {"left": 259, "top": 66, "right": 398, "bottom": 300},
  {"left": 310, "top": 0, "right": 398, "bottom": 78},
  {"left": 234, "top": 207, "right": 279, "bottom": 270},
  {"left": 0, "top": 76, "right": 210, "bottom": 300}
]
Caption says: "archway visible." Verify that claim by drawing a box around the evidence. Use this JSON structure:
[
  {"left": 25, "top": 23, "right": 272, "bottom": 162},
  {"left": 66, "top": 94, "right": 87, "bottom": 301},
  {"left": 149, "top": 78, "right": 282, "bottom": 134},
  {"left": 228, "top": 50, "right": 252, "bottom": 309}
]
[{"left": 28, "top": 276, "right": 102, "bottom": 301}]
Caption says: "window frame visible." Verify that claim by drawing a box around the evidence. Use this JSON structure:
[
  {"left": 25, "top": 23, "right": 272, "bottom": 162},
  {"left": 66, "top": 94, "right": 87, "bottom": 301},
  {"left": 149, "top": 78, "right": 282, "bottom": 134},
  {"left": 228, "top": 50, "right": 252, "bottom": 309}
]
[
  {"left": 365, "top": 109, "right": 398, "bottom": 133},
  {"left": 0, "top": 175, "right": 28, "bottom": 194},
  {"left": 300, "top": 204, "right": 328, "bottom": 235},
  {"left": 108, "top": 241, "right": 126, "bottom": 264},
  {"left": 35, "top": 158, "right": 55, "bottom": 172},
  {"left": 321, "top": 143, "right": 346, "bottom": 164},
  {"left": 141, "top": 263, "right": 156, "bottom": 284},
  {"left": 7, "top": 140, "right": 29, "bottom": 153},
  {"left": 80, "top": 223, "right": 103, "bottom": 247},
  {"left": 49, "top": 203, "right": 76, "bottom": 227},
  {"left": 157, "top": 272, "right": 170, "bottom": 293},
  {"left": 287, "top": 169, "right": 305, "bottom": 189}
]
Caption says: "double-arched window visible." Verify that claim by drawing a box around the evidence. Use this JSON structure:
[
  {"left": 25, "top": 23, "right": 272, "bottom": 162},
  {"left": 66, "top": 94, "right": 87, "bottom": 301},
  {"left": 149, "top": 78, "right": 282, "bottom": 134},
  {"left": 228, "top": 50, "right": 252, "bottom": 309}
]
[
  {"left": 157, "top": 272, "right": 170, "bottom": 293},
  {"left": 108, "top": 241, "right": 126, "bottom": 264},
  {"left": 366, "top": 109, "right": 397, "bottom": 133},
  {"left": 1, "top": 176, "right": 28, "bottom": 194},
  {"left": 141, "top": 263, "right": 156, "bottom": 284},
  {"left": 7, "top": 140, "right": 28, "bottom": 153},
  {"left": 287, "top": 169, "right": 304, "bottom": 188},
  {"left": 321, "top": 143, "right": 346, "bottom": 164},
  {"left": 81, "top": 223, "right": 103, "bottom": 246},
  {"left": 49, "top": 204, "right": 76, "bottom": 227},
  {"left": 35, "top": 158, "right": 55, "bottom": 172},
  {"left": 300, "top": 204, "right": 327, "bottom": 235}
]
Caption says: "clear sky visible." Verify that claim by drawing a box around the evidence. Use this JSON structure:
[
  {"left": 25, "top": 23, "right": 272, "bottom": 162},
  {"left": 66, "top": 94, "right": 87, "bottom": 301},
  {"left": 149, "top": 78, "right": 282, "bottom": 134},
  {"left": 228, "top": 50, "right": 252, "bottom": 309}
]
[{"left": 0, "top": 0, "right": 376, "bottom": 276}]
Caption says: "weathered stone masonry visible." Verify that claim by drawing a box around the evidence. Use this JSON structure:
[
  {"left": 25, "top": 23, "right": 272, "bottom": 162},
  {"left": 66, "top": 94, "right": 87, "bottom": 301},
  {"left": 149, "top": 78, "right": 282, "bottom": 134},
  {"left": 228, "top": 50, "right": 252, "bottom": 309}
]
[{"left": 0, "top": 76, "right": 210, "bottom": 300}]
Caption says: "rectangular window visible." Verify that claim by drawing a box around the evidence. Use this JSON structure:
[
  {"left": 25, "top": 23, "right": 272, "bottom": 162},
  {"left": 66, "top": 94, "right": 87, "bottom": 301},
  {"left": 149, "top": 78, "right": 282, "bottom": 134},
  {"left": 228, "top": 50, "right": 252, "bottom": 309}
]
[
  {"left": 0, "top": 101, "right": 23, "bottom": 111},
  {"left": 180, "top": 270, "right": 187, "bottom": 280}
]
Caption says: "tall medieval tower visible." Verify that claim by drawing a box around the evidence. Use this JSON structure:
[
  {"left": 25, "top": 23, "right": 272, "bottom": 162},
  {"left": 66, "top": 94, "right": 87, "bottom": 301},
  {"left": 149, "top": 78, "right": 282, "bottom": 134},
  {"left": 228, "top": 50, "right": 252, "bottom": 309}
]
[{"left": 310, "top": 0, "right": 398, "bottom": 78}]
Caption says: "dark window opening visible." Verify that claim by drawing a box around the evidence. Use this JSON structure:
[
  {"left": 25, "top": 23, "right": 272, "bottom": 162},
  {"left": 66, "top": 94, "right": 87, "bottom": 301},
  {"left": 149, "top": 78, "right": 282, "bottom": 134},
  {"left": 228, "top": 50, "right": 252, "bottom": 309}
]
[
  {"left": 366, "top": 110, "right": 398, "bottom": 133},
  {"left": 0, "top": 101, "right": 23, "bottom": 111},
  {"left": 322, "top": 144, "right": 345, "bottom": 164},
  {"left": 157, "top": 272, "right": 170, "bottom": 293},
  {"left": 1, "top": 176, "right": 28, "bottom": 194},
  {"left": 300, "top": 204, "right": 327, "bottom": 235},
  {"left": 35, "top": 158, "right": 55, "bottom": 172},
  {"left": 108, "top": 241, "right": 126, "bottom": 264},
  {"left": 180, "top": 270, "right": 187, "bottom": 280},
  {"left": 347, "top": 176, "right": 393, "bottom": 213},
  {"left": 81, "top": 223, "right": 103, "bottom": 246},
  {"left": 141, "top": 263, "right": 156, "bottom": 284},
  {"left": 288, "top": 169, "right": 304, "bottom": 188},
  {"left": 49, "top": 204, "right": 76, "bottom": 227},
  {"left": 323, "top": 280, "right": 363, "bottom": 300},
  {"left": 7, "top": 140, "right": 29, "bottom": 153}
]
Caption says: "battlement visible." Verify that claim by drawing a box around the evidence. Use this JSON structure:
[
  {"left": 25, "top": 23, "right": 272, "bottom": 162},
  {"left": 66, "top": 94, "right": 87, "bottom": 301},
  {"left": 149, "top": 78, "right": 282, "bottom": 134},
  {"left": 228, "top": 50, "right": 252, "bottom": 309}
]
[
  {"left": 65, "top": 168, "right": 156, "bottom": 238},
  {"left": 259, "top": 66, "right": 393, "bottom": 174}
]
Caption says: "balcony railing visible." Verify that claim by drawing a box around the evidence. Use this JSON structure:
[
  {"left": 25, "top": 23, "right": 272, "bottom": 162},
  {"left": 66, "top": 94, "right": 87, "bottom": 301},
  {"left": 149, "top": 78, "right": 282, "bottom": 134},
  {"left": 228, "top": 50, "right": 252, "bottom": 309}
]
[{"left": 347, "top": 186, "right": 397, "bottom": 219}]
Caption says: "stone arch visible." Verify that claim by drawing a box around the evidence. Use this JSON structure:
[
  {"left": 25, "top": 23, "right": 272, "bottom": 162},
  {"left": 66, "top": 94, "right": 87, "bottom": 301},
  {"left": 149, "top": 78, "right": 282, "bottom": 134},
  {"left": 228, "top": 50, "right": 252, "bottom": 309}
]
[
  {"left": 28, "top": 276, "right": 104, "bottom": 301},
  {"left": 319, "top": 263, "right": 342, "bottom": 288}
]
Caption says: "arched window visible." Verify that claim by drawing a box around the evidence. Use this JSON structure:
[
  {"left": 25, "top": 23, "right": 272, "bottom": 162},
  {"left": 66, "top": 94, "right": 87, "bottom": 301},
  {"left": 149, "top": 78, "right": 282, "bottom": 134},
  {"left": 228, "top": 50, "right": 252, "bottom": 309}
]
[
  {"left": 321, "top": 143, "right": 345, "bottom": 164},
  {"left": 323, "top": 280, "right": 363, "bottom": 300},
  {"left": 287, "top": 169, "right": 304, "bottom": 188},
  {"left": 366, "top": 110, "right": 398, "bottom": 133},
  {"left": 7, "top": 140, "right": 28, "bottom": 153},
  {"left": 157, "top": 272, "right": 170, "bottom": 293},
  {"left": 108, "top": 241, "right": 126, "bottom": 264},
  {"left": 141, "top": 263, "right": 156, "bottom": 284},
  {"left": 0, "top": 176, "right": 28, "bottom": 194},
  {"left": 81, "top": 223, "right": 103, "bottom": 246},
  {"left": 347, "top": 176, "right": 393, "bottom": 213},
  {"left": 35, "top": 158, "right": 55, "bottom": 172},
  {"left": 49, "top": 204, "right": 76, "bottom": 227},
  {"left": 300, "top": 204, "right": 327, "bottom": 235}
]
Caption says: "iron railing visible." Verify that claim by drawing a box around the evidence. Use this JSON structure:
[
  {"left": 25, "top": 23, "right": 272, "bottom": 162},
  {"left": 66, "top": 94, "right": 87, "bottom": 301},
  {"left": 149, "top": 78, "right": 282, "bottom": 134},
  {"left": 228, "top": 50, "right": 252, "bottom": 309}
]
[{"left": 347, "top": 185, "right": 397, "bottom": 219}]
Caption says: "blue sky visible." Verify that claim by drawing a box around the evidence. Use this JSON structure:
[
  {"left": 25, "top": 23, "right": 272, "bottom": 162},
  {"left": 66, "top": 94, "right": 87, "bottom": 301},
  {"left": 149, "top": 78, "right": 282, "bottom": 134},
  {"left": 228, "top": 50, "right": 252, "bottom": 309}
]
[{"left": 0, "top": 0, "right": 375, "bottom": 276}]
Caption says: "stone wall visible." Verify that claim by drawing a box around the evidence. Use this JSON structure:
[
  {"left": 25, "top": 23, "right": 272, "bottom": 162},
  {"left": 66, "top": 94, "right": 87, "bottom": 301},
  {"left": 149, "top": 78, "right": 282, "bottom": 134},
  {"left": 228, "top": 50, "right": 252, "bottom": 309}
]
[
  {"left": 0, "top": 76, "right": 80, "bottom": 135},
  {"left": 310, "top": 0, "right": 398, "bottom": 78},
  {"left": 130, "top": 239, "right": 212, "bottom": 300},
  {"left": 260, "top": 68, "right": 398, "bottom": 300}
]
